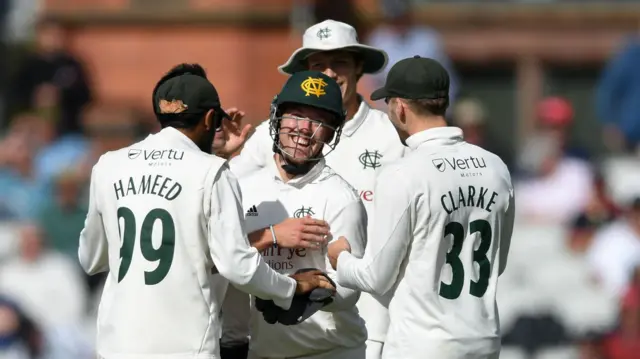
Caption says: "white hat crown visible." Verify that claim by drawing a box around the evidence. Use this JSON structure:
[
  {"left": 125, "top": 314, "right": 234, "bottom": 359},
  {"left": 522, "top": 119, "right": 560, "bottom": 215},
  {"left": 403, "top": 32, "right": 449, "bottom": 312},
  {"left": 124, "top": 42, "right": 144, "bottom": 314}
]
[
  {"left": 278, "top": 19, "right": 388, "bottom": 75},
  {"left": 302, "top": 20, "right": 360, "bottom": 50}
]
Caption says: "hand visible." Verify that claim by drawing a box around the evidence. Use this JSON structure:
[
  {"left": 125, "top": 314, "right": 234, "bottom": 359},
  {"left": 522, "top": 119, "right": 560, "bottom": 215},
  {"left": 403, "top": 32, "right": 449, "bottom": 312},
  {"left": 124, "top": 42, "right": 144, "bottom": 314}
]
[
  {"left": 213, "top": 107, "right": 253, "bottom": 159},
  {"left": 290, "top": 269, "right": 336, "bottom": 295},
  {"left": 327, "top": 236, "right": 351, "bottom": 270},
  {"left": 274, "top": 217, "right": 331, "bottom": 249}
]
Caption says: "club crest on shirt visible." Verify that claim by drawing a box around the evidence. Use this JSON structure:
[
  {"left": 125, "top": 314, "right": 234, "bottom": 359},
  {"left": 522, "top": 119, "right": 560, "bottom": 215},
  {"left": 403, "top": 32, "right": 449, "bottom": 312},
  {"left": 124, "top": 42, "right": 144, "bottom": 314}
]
[
  {"left": 293, "top": 206, "right": 314, "bottom": 218},
  {"left": 359, "top": 150, "right": 382, "bottom": 169}
]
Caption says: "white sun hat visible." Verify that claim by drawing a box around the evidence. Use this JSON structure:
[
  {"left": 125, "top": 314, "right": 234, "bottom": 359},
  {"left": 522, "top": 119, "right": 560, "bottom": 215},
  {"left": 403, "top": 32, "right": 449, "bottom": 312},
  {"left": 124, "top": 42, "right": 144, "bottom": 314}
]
[{"left": 278, "top": 20, "right": 389, "bottom": 75}]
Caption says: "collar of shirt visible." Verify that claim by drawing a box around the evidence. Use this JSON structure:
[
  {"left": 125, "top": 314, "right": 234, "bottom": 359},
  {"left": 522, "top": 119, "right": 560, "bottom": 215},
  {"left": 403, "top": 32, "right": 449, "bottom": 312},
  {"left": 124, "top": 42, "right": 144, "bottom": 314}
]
[
  {"left": 341, "top": 95, "right": 370, "bottom": 137},
  {"left": 156, "top": 127, "right": 202, "bottom": 152},
  {"left": 405, "top": 126, "right": 464, "bottom": 150},
  {"left": 266, "top": 154, "right": 326, "bottom": 188}
]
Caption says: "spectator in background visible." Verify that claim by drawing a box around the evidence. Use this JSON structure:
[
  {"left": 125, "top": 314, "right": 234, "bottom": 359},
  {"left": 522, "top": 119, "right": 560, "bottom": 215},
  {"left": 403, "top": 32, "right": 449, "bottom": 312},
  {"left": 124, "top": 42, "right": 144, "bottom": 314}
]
[
  {"left": 584, "top": 172, "right": 621, "bottom": 226},
  {"left": 450, "top": 97, "right": 512, "bottom": 169},
  {"left": 68, "top": 106, "right": 138, "bottom": 187},
  {"left": 366, "top": 0, "right": 458, "bottom": 109},
  {"left": 0, "top": 297, "right": 43, "bottom": 359},
  {"left": 596, "top": 32, "right": 640, "bottom": 153},
  {"left": 8, "top": 17, "right": 92, "bottom": 136},
  {"left": 0, "top": 223, "right": 88, "bottom": 330},
  {"left": 36, "top": 105, "right": 139, "bottom": 195},
  {"left": 568, "top": 213, "right": 600, "bottom": 255},
  {"left": 36, "top": 170, "right": 86, "bottom": 267},
  {"left": 0, "top": 120, "right": 49, "bottom": 220},
  {"left": 0, "top": 0, "right": 9, "bottom": 128},
  {"left": 313, "top": 0, "right": 361, "bottom": 35},
  {"left": 587, "top": 198, "right": 640, "bottom": 300},
  {"left": 600, "top": 276, "right": 640, "bottom": 359},
  {"left": 515, "top": 96, "right": 594, "bottom": 224}
]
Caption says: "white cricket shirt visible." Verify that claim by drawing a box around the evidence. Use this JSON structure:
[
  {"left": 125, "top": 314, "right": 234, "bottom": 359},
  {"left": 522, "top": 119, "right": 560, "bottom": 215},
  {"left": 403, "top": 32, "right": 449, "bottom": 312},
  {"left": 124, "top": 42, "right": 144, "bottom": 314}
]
[
  {"left": 230, "top": 98, "right": 405, "bottom": 342},
  {"left": 336, "top": 127, "right": 515, "bottom": 359},
  {"left": 229, "top": 157, "right": 368, "bottom": 358},
  {"left": 78, "top": 127, "right": 297, "bottom": 359}
]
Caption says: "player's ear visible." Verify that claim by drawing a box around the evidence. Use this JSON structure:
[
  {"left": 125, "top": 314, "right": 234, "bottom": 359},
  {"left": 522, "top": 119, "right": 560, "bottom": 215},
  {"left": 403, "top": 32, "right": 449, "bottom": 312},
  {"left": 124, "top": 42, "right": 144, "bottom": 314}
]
[
  {"left": 398, "top": 99, "right": 408, "bottom": 123},
  {"left": 203, "top": 109, "right": 215, "bottom": 131}
]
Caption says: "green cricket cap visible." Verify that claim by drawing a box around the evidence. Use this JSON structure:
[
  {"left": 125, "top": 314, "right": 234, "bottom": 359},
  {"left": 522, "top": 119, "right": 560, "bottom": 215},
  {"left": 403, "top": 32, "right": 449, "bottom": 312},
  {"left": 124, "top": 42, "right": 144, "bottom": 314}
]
[{"left": 276, "top": 70, "right": 345, "bottom": 121}]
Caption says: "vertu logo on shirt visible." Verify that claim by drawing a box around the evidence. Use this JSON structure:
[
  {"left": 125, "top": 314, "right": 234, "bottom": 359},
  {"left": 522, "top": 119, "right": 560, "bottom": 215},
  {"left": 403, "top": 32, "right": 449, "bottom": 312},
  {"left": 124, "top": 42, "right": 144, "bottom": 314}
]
[
  {"left": 127, "top": 149, "right": 184, "bottom": 161},
  {"left": 432, "top": 156, "right": 487, "bottom": 173},
  {"left": 128, "top": 149, "right": 142, "bottom": 159},
  {"left": 246, "top": 205, "right": 259, "bottom": 216}
]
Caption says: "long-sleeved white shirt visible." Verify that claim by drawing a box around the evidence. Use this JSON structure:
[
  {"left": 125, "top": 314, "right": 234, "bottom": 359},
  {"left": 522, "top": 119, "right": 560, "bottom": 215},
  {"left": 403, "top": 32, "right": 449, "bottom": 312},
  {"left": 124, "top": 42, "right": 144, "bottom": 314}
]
[
  {"left": 336, "top": 127, "right": 515, "bottom": 359},
  {"left": 77, "top": 127, "right": 297, "bottom": 359},
  {"left": 229, "top": 98, "right": 406, "bottom": 342},
  {"left": 223, "top": 157, "right": 368, "bottom": 358}
]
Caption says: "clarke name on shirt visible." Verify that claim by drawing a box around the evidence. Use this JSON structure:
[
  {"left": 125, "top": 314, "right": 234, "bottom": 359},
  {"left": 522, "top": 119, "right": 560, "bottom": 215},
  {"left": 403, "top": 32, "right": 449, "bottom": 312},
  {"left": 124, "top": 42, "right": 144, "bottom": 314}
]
[
  {"left": 113, "top": 174, "right": 183, "bottom": 201},
  {"left": 440, "top": 185, "right": 499, "bottom": 215}
]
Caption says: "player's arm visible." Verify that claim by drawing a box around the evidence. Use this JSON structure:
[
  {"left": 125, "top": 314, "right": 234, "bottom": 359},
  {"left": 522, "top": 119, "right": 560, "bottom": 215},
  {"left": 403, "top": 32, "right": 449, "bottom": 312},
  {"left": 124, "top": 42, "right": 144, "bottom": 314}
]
[
  {"left": 321, "top": 198, "right": 367, "bottom": 312},
  {"left": 247, "top": 218, "right": 331, "bottom": 252},
  {"left": 206, "top": 164, "right": 295, "bottom": 309},
  {"left": 499, "top": 184, "right": 516, "bottom": 276},
  {"left": 78, "top": 159, "right": 109, "bottom": 275},
  {"left": 333, "top": 168, "right": 413, "bottom": 296},
  {"left": 227, "top": 120, "right": 270, "bottom": 177}
]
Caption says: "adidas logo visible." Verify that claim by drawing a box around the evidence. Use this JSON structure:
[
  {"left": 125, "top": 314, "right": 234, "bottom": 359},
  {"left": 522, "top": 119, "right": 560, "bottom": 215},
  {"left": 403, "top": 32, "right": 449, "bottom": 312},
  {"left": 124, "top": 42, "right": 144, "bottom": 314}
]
[{"left": 246, "top": 205, "right": 259, "bottom": 216}]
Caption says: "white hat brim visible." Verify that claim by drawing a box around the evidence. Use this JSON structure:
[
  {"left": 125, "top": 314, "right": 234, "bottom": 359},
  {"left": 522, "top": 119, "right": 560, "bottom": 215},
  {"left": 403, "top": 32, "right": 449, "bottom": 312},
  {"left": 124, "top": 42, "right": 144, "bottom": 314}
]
[{"left": 278, "top": 44, "right": 388, "bottom": 75}]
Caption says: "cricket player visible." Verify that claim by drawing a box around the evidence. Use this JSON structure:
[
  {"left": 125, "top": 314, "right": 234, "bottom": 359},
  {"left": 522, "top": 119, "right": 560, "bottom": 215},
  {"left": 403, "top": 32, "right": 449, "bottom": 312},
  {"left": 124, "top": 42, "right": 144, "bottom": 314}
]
[
  {"left": 227, "top": 20, "right": 406, "bottom": 359},
  {"left": 328, "top": 56, "right": 516, "bottom": 359},
  {"left": 217, "top": 71, "right": 368, "bottom": 359},
  {"left": 77, "top": 63, "right": 334, "bottom": 359}
]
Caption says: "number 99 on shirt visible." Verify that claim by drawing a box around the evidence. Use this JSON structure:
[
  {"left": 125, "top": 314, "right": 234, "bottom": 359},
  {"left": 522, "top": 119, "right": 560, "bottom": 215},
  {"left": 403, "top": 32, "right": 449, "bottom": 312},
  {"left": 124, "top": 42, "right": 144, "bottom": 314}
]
[{"left": 117, "top": 206, "right": 176, "bottom": 285}]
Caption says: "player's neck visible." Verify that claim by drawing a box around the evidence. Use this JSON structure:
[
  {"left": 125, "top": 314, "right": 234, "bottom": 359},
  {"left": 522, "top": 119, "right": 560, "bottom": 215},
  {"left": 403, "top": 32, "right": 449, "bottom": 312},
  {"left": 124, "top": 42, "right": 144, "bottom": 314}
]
[
  {"left": 274, "top": 154, "right": 298, "bottom": 183},
  {"left": 408, "top": 116, "right": 448, "bottom": 136},
  {"left": 173, "top": 127, "right": 198, "bottom": 143},
  {"left": 343, "top": 95, "right": 361, "bottom": 122},
  {"left": 173, "top": 127, "right": 206, "bottom": 151}
]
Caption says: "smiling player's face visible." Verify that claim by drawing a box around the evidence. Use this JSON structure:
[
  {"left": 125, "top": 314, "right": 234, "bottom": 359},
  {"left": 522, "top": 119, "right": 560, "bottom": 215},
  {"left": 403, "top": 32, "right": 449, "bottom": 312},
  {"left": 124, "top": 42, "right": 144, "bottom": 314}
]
[
  {"left": 278, "top": 105, "right": 335, "bottom": 165},
  {"left": 307, "top": 51, "right": 362, "bottom": 107}
]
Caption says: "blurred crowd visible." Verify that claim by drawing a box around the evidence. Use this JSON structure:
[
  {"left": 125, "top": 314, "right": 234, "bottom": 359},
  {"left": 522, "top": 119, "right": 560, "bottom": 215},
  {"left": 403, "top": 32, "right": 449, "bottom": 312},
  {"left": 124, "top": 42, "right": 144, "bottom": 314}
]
[{"left": 2, "top": 0, "right": 640, "bottom": 359}]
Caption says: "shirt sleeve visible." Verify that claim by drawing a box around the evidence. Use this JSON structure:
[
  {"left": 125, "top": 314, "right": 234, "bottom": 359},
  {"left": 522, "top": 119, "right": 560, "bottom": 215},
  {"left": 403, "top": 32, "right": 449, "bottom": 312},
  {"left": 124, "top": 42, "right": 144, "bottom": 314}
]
[
  {"left": 78, "top": 158, "right": 109, "bottom": 275},
  {"left": 228, "top": 120, "right": 271, "bottom": 178},
  {"left": 206, "top": 163, "right": 296, "bottom": 310},
  {"left": 336, "top": 167, "right": 413, "bottom": 296},
  {"left": 499, "top": 185, "right": 516, "bottom": 276},
  {"left": 322, "top": 198, "right": 367, "bottom": 312}
]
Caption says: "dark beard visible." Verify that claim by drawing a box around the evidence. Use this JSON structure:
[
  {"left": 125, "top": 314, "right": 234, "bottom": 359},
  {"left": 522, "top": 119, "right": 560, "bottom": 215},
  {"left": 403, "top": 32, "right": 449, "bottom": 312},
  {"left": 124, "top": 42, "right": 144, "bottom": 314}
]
[{"left": 197, "top": 127, "right": 216, "bottom": 154}]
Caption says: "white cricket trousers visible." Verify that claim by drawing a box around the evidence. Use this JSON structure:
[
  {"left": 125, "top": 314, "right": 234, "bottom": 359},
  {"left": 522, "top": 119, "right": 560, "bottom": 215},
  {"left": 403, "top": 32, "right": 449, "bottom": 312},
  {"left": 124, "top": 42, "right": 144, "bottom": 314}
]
[{"left": 248, "top": 344, "right": 365, "bottom": 359}]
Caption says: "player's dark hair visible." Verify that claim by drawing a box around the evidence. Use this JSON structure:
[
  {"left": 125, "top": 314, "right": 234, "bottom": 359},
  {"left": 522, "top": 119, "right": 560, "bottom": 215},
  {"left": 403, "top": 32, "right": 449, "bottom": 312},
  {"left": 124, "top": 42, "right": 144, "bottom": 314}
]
[
  {"left": 304, "top": 51, "right": 364, "bottom": 81},
  {"left": 405, "top": 98, "right": 449, "bottom": 117},
  {"left": 152, "top": 63, "right": 208, "bottom": 129}
]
